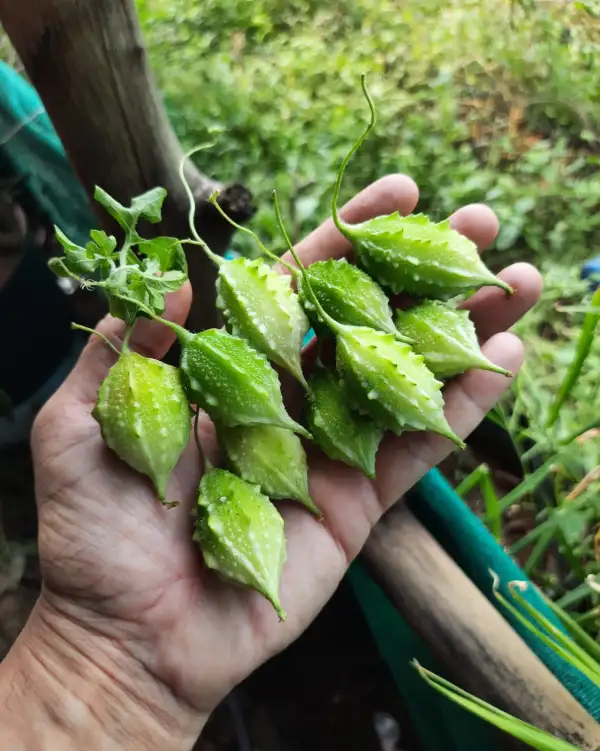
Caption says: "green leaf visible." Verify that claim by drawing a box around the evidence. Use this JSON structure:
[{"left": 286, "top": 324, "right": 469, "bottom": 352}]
[
  {"left": 86, "top": 230, "right": 118, "bottom": 259},
  {"left": 93, "top": 186, "right": 168, "bottom": 235},
  {"left": 415, "top": 662, "right": 579, "bottom": 750},
  {"left": 131, "top": 187, "right": 168, "bottom": 224},
  {"left": 547, "top": 285, "right": 600, "bottom": 427},
  {"left": 137, "top": 236, "right": 188, "bottom": 275},
  {"left": 54, "top": 226, "right": 96, "bottom": 275}
]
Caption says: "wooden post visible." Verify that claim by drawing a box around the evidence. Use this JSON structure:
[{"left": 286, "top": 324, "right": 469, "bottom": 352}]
[
  {"left": 363, "top": 504, "right": 600, "bottom": 750},
  {"left": 0, "top": 0, "right": 254, "bottom": 331}
]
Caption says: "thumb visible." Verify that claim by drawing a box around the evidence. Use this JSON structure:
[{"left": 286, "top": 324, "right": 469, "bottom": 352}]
[{"left": 61, "top": 282, "right": 193, "bottom": 406}]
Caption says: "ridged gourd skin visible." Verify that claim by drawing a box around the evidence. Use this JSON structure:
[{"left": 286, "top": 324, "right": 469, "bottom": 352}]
[
  {"left": 194, "top": 468, "right": 287, "bottom": 619},
  {"left": 335, "top": 326, "right": 464, "bottom": 446},
  {"left": 179, "top": 328, "right": 310, "bottom": 437},
  {"left": 93, "top": 352, "right": 191, "bottom": 501},
  {"left": 216, "top": 257, "right": 310, "bottom": 387},
  {"left": 305, "top": 365, "right": 383, "bottom": 479},
  {"left": 297, "top": 258, "right": 398, "bottom": 338},
  {"left": 395, "top": 301, "right": 512, "bottom": 380},
  {"left": 217, "top": 423, "right": 321, "bottom": 517},
  {"left": 343, "top": 213, "right": 513, "bottom": 300}
]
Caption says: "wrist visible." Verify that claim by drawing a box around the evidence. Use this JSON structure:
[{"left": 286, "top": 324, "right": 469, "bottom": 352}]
[{"left": 0, "top": 597, "right": 206, "bottom": 751}]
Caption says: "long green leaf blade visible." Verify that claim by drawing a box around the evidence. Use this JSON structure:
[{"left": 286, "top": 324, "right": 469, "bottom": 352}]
[
  {"left": 547, "top": 285, "right": 600, "bottom": 427},
  {"left": 415, "top": 662, "right": 579, "bottom": 750}
]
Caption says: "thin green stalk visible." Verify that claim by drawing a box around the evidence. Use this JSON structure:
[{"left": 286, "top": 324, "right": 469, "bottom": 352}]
[
  {"left": 414, "top": 662, "right": 578, "bottom": 750},
  {"left": 485, "top": 453, "right": 562, "bottom": 520},
  {"left": 554, "top": 524, "right": 587, "bottom": 582},
  {"left": 273, "top": 191, "right": 346, "bottom": 336},
  {"left": 71, "top": 323, "right": 121, "bottom": 356},
  {"left": 559, "top": 418, "right": 600, "bottom": 447},
  {"left": 177, "top": 144, "right": 225, "bottom": 267},
  {"left": 207, "top": 191, "right": 299, "bottom": 275},
  {"left": 493, "top": 577, "right": 600, "bottom": 685},
  {"left": 508, "top": 517, "right": 553, "bottom": 556},
  {"left": 122, "top": 321, "right": 136, "bottom": 353},
  {"left": 480, "top": 467, "right": 502, "bottom": 541},
  {"left": 456, "top": 464, "right": 488, "bottom": 497},
  {"left": 523, "top": 525, "right": 555, "bottom": 575},
  {"left": 540, "top": 591, "right": 600, "bottom": 665},
  {"left": 547, "top": 285, "right": 600, "bottom": 427},
  {"left": 557, "top": 581, "right": 596, "bottom": 609},
  {"left": 331, "top": 73, "right": 375, "bottom": 236},
  {"left": 572, "top": 608, "right": 600, "bottom": 628},
  {"left": 110, "top": 291, "right": 190, "bottom": 344}
]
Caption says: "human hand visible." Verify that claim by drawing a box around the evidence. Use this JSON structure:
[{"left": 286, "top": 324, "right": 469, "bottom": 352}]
[{"left": 2, "top": 175, "right": 542, "bottom": 750}]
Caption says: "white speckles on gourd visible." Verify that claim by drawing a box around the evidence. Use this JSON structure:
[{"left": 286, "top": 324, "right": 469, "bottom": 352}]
[
  {"left": 218, "top": 423, "right": 321, "bottom": 517},
  {"left": 335, "top": 326, "right": 464, "bottom": 446},
  {"left": 395, "top": 300, "right": 513, "bottom": 379},
  {"left": 216, "top": 257, "right": 309, "bottom": 387},
  {"left": 342, "top": 213, "right": 513, "bottom": 300},
  {"left": 92, "top": 352, "right": 191, "bottom": 502},
  {"left": 297, "top": 258, "right": 407, "bottom": 340},
  {"left": 193, "top": 468, "right": 287, "bottom": 619},
  {"left": 305, "top": 365, "right": 383, "bottom": 479},
  {"left": 179, "top": 328, "right": 310, "bottom": 438}
]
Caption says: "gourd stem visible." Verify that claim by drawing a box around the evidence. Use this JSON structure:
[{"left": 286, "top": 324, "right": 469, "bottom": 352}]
[
  {"left": 331, "top": 74, "right": 376, "bottom": 236},
  {"left": 110, "top": 292, "right": 192, "bottom": 345},
  {"left": 178, "top": 145, "right": 224, "bottom": 267},
  {"left": 207, "top": 191, "right": 299, "bottom": 276},
  {"left": 122, "top": 321, "right": 136, "bottom": 353},
  {"left": 273, "top": 191, "right": 345, "bottom": 336},
  {"left": 71, "top": 323, "right": 121, "bottom": 356}
]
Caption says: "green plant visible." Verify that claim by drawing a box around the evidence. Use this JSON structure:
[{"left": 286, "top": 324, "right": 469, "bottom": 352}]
[{"left": 416, "top": 572, "right": 600, "bottom": 749}]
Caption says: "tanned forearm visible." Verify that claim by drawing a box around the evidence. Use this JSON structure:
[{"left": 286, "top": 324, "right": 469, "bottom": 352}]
[{"left": 0, "top": 601, "right": 205, "bottom": 750}]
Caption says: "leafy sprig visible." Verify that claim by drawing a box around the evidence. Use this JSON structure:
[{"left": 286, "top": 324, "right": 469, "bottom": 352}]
[{"left": 49, "top": 186, "right": 188, "bottom": 324}]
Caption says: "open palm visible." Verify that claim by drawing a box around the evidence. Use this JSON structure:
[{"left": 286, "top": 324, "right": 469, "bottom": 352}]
[{"left": 30, "top": 176, "right": 541, "bottom": 730}]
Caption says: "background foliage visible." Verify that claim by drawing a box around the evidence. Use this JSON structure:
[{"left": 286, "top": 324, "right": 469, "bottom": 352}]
[{"left": 135, "top": 0, "right": 600, "bottom": 634}]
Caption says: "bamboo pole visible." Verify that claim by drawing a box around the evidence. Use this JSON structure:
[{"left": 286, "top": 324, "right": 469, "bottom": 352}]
[{"left": 363, "top": 504, "right": 600, "bottom": 750}]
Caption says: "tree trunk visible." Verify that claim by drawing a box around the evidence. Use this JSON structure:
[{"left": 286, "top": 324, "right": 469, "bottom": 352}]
[
  {"left": 363, "top": 504, "right": 600, "bottom": 750},
  {"left": 0, "top": 0, "right": 254, "bottom": 331}
]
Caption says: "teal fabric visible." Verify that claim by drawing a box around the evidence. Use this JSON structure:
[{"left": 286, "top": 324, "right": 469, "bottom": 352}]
[
  {"left": 0, "top": 61, "right": 96, "bottom": 246},
  {"left": 349, "top": 561, "right": 502, "bottom": 750}
]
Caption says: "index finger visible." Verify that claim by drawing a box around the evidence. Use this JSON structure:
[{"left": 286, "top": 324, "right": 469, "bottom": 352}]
[{"left": 278, "top": 173, "right": 419, "bottom": 271}]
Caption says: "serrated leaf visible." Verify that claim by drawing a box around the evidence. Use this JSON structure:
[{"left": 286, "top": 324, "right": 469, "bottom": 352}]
[
  {"left": 137, "top": 236, "right": 188, "bottom": 275},
  {"left": 131, "top": 187, "right": 168, "bottom": 224},
  {"left": 53, "top": 226, "right": 97, "bottom": 275},
  {"left": 194, "top": 468, "right": 287, "bottom": 619},
  {"left": 336, "top": 325, "right": 463, "bottom": 445},
  {"left": 395, "top": 301, "right": 511, "bottom": 379},
  {"left": 88, "top": 229, "right": 118, "bottom": 258},
  {"left": 305, "top": 364, "right": 383, "bottom": 478},
  {"left": 94, "top": 185, "right": 167, "bottom": 235},
  {"left": 216, "top": 257, "right": 309, "bottom": 387}
]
